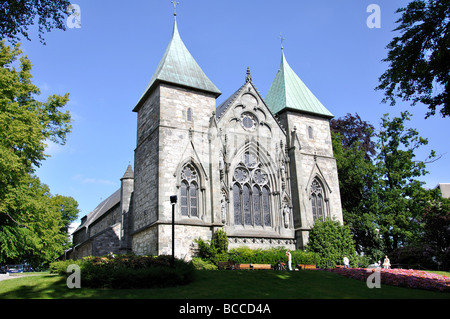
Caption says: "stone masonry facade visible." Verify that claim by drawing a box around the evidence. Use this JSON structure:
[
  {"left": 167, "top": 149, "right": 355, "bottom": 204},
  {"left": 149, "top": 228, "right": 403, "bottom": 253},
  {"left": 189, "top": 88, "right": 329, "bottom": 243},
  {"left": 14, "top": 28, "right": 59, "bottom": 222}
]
[{"left": 68, "top": 20, "right": 343, "bottom": 261}]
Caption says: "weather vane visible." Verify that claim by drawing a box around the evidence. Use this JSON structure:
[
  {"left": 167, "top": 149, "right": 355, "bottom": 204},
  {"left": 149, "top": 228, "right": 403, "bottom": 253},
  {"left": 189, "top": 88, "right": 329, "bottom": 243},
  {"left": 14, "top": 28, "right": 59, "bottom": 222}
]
[
  {"left": 172, "top": 1, "right": 180, "bottom": 18},
  {"left": 279, "top": 33, "right": 285, "bottom": 51}
]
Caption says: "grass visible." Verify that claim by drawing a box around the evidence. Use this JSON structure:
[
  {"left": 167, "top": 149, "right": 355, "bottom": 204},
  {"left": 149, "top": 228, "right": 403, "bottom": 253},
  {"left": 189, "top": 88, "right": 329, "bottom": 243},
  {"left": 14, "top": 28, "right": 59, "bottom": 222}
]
[{"left": 1, "top": 270, "right": 449, "bottom": 299}]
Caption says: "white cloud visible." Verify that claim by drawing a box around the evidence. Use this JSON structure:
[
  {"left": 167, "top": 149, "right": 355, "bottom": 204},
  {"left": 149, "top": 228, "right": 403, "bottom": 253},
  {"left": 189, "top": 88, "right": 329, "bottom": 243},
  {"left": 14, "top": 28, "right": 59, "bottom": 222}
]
[
  {"left": 68, "top": 222, "right": 81, "bottom": 235},
  {"left": 72, "top": 174, "right": 117, "bottom": 186}
]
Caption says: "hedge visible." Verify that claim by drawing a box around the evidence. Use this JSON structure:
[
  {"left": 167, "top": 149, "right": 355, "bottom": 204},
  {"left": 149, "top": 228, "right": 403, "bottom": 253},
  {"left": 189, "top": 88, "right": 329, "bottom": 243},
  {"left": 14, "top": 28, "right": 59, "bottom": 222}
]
[
  {"left": 50, "top": 255, "right": 196, "bottom": 289},
  {"left": 227, "top": 247, "right": 318, "bottom": 266}
]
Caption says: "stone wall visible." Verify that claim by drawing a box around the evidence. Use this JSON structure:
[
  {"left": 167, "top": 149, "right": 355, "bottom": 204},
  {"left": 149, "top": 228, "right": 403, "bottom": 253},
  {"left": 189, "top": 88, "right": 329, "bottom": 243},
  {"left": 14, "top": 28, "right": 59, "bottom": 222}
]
[
  {"left": 278, "top": 111, "right": 343, "bottom": 248},
  {"left": 92, "top": 223, "right": 122, "bottom": 256},
  {"left": 131, "top": 83, "right": 220, "bottom": 260},
  {"left": 133, "top": 86, "right": 160, "bottom": 231},
  {"left": 89, "top": 204, "right": 121, "bottom": 238},
  {"left": 132, "top": 226, "right": 158, "bottom": 256}
]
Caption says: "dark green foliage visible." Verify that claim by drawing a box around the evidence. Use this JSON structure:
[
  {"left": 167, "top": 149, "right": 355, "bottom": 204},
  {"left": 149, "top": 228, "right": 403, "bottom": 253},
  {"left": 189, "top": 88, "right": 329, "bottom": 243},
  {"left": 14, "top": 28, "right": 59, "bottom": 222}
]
[
  {"left": 377, "top": 0, "right": 450, "bottom": 118},
  {"left": 195, "top": 229, "right": 229, "bottom": 265},
  {"left": 421, "top": 199, "right": 450, "bottom": 269},
  {"left": 190, "top": 257, "right": 218, "bottom": 270},
  {"left": 228, "top": 247, "right": 318, "bottom": 267},
  {"left": 50, "top": 255, "right": 196, "bottom": 289},
  {"left": 331, "top": 111, "right": 444, "bottom": 266},
  {"left": 0, "top": 0, "right": 71, "bottom": 44},
  {"left": 0, "top": 41, "right": 76, "bottom": 267},
  {"left": 306, "top": 219, "right": 357, "bottom": 269}
]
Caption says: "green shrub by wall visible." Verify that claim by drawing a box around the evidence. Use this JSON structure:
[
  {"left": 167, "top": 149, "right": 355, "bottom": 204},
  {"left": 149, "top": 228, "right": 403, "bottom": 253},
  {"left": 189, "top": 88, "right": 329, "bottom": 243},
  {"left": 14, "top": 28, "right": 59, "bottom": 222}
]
[
  {"left": 50, "top": 255, "right": 196, "bottom": 289},
  {"left": 227, "top": 247, "right": 318, "bottom": 266}
]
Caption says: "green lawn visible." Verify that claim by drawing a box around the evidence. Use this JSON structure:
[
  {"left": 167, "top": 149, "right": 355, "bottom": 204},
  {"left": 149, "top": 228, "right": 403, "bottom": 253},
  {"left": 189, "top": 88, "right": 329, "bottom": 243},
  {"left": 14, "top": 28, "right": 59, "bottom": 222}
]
[{"left": 1, "top": 270, "right": 449, "bottom": 299}]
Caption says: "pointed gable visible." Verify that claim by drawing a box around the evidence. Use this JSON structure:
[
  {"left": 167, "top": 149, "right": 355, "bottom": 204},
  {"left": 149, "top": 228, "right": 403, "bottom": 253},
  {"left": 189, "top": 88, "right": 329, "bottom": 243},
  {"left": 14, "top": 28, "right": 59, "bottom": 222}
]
[
  {"left": 265, "top": 52, "right": 333, "bottom": 119},
  {"left": 133, "top": 20, "right": 221, "bottom": 112},
  {"left": 216, "top": 68, "right": 286, "bottom": 137}
]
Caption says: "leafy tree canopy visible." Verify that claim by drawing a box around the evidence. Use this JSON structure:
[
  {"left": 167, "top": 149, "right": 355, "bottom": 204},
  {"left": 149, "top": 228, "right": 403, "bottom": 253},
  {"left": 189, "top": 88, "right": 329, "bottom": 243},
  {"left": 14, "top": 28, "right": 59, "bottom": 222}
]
[
  {"left": 0, "top": 41, "right": 77, "bottom": 267},
  {"left": 331, "top": 112, "right": 442, "bottom": 262},
  {"left": 0, "top": 40, "right": 71, "bottom": 200},
  {"left": 0, "top": 0, "right": 71, "bottom": 44},
  {"left": 377, "top": 0, "right": 450, "bottom": 118}
]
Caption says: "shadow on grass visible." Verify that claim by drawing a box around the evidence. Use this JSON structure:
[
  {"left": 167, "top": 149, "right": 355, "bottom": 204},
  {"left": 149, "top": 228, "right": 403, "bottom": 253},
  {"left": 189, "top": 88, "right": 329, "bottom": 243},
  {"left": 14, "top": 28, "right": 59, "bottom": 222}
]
[{"left": 1, "top": 270, "right": 449, "bottom": 299}]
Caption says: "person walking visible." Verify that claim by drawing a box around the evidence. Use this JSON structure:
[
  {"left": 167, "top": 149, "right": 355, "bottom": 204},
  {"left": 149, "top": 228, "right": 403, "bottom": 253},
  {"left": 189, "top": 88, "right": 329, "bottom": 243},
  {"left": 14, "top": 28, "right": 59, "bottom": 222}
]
[
  {"left": 383, "top": 256, "right": 391, "bottom": 269},
  {"left": 286, "top": 249, "right": 292, "bottom": 271},
  {"left": 343, "top": 255, "right": 350, "bottom": 269}
]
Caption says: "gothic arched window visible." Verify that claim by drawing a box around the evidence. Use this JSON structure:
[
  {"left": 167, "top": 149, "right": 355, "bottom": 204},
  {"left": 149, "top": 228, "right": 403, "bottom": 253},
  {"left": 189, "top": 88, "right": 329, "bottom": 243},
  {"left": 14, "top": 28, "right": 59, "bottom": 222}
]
[
  {"left": 232, "top": 152, "right": 271, "bottom": 227},
  {"left": 311, "top": 179, "right": 324, "bottom": 222},
  {"left": 180, "top": 164, "right": 199, "bottom": 217}
]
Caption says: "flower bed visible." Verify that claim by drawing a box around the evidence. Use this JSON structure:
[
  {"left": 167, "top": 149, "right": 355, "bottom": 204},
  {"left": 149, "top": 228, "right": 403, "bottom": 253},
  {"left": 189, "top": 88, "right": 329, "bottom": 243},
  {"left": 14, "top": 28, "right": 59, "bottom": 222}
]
[{"left": 326, "top": 268, "right": 450, "bottom": 292}]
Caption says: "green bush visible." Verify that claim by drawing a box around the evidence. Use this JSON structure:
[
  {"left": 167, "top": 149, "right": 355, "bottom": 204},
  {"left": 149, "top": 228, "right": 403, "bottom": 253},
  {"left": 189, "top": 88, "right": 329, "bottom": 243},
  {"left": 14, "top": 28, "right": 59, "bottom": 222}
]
[
  {"left": 49, "top": 259, "right": 84, "bottom": 275},
  {"left": 50, "top": 254, "right": 196, "bottom": 289},
  {"left": 306, "top": 219, "right": 357, "bottom": 269},
  {"left": 228, "top": 247, "right": 318, "bottom": 267},
  {"left": 191, "top": 257, "right": 218, "bottom": 270},
  {"left": 195, "top": 229, "right": 229, "bottom": 265}
]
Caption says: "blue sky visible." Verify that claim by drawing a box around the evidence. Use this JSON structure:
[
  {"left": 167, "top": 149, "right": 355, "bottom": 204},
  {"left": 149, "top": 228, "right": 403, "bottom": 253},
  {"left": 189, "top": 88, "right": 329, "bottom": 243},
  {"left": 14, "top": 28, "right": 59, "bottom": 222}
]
[{"left": 17, "top": 0, "right": 449, "bottom": 223}]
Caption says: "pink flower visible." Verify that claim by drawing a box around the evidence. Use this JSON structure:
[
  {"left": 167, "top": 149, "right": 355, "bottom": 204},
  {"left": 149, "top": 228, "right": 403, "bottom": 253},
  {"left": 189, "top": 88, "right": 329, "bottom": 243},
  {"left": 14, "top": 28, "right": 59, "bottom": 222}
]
[{"left": 325, "top": 268, "right": 450, "bottom": 292}]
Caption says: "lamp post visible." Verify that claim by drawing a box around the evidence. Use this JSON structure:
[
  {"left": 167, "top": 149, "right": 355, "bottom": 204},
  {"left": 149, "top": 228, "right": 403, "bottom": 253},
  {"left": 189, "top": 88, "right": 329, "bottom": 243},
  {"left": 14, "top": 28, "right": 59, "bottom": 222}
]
[{"left": 170, "top": 195, "right": 177, "bottom": 267}]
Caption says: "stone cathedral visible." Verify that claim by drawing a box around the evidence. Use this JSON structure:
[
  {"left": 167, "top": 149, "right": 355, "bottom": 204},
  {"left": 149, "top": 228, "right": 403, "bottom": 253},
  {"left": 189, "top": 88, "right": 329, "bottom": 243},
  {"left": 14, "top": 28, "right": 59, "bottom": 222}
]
[{"left": 69, "top": 19, "right": 343, "bottom": 260}]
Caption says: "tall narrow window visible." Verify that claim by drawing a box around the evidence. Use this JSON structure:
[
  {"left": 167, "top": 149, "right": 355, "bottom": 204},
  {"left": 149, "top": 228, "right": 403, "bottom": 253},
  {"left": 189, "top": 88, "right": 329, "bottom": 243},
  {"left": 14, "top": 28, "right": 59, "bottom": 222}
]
[
  {"left": 233, "top": 184, "right": 242, "bottom": 225},
  {"left": 262, "top": 186, "right": 271, "bottom": 226},
  {"left": 180, "top": 181, "right": 189, "bottom": 216},
  {"left": 243, "top": 184, "right": 251, "bottom": 225},
  {"left": 311, "top": 179, "right": 325, "bottom": 222},
  {"left": 232, "top": 151, "right": 272, "bottom": 227},
  {"left": 190, "top": 182, "right": 198, "bottom": 217},
  {"left": 180, "top": 164, "right": 199, "bottom": 218},
  {"left": 253, "top": 186, "right": 261, "bottom": 226},
  {"left": 187, "top": 108, "right": 192, "bottom": 121},
  {"left": 308, "top": 126, "right": 314, "bottom": 139}
]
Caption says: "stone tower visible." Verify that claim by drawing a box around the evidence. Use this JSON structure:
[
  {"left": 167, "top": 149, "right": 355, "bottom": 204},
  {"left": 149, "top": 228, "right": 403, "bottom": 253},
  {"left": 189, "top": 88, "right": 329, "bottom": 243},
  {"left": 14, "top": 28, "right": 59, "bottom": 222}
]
[
  {"left": 131, "top": 19, "right": 222, "bottom": 258},
  {"left": 119, "top": 163, "right": 134, "bottom": 253},
  {"left": 265, "top": 51, "right": 343, "bottom": 248}
]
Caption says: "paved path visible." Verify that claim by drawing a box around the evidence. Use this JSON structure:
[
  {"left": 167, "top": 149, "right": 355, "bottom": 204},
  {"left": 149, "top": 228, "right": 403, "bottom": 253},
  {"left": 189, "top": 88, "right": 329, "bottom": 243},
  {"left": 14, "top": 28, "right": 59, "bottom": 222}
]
[{"left": 0, "top": 274, "right": 27, "bottom": 282}]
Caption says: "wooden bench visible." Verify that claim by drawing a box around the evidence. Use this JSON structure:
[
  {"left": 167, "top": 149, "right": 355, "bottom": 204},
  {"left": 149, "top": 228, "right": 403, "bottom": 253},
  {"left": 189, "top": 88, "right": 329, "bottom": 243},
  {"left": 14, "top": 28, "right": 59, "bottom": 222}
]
[
  {"left": 218, "top": 261, "right": 236, "bottom": 270},
  {"left": 236, "top": 263, "right": 252, "bottom": 270},
  {"left": 298, "top": 264, "right": 317, "bottom": 270},
  {"left": 251, "top": 264, "right": 272, "bottom": 270},
  {"left": 335, "top": 265, "right": 345, "bottom": 269}
]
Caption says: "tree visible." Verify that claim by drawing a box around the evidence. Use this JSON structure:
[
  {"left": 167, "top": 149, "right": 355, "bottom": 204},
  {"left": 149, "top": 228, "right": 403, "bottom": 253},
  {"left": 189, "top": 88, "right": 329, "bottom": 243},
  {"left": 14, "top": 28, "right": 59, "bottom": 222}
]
[
  {"left": 422, "top": 198, "right": 450, "bottom": 270},
  {"left": 49, "top": 195, "right": 79, "bottom": 235},
  {"left": 376, "top": 0, "right": 450, "bottom": 118},
  {"left": 0, "top": 174, "right": 78, "bottom": 268},
  {"left": 331, "top": 114, "right": 383, "bottom": 261},
  {"left": 0, "top": 0, "right": 71, "bottom": 44},
  {"left": 0, "top": 41, "right": 71, "bottom": 205},
  {"left": 306, "top": 219, "right": 356, "bottom": 269},
  {"left": 331, "top": 131, "right": 382, "bottom": 260},
  {"left": 373, "top": 111, "right": 437, "bottom": 252},
  {"left": 330, "top": 113, "right": 376, "bottom": 159},
  {"left": 0, "top": 41, "right": 75, "bottom": 267},
  {"left": 331, "top": 112, "right": 441, "bottom": 261}
]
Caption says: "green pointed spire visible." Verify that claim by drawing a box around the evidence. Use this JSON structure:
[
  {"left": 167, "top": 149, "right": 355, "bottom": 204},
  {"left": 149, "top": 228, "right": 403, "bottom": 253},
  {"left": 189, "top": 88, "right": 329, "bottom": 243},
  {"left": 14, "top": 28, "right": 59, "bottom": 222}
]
[
  {"left": 265, "top": 52, "right": 333, "bottom": 118},
  {"left": 134, "top": 20, "right": 221, "bottom": 111}
]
